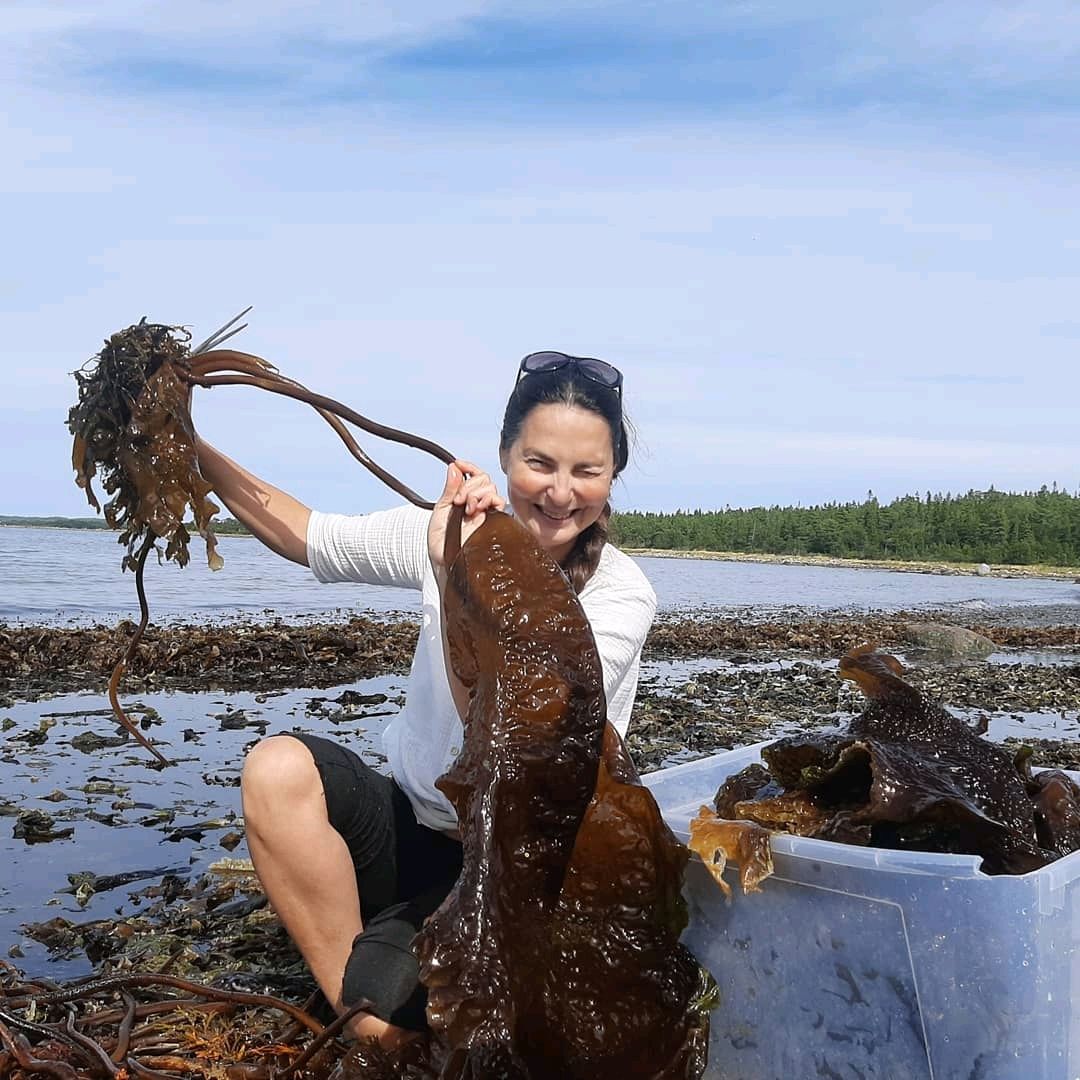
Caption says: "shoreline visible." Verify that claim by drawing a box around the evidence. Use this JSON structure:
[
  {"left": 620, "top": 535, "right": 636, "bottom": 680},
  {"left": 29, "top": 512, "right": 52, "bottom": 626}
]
[
  {"left": 626, "top": 547, "right": 1078, "bottom": 581},
  {"left": 3, "top": 608, "right": 1078, "bottom": 706}
]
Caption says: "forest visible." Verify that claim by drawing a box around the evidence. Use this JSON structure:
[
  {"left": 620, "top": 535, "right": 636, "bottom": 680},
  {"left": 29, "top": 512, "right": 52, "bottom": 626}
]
[
  {"left": 609, "top": 486, "right": 1080, "bottom": 566},
  {"left": 6, "top": 486, "right": 1079, "bottom": 566}
]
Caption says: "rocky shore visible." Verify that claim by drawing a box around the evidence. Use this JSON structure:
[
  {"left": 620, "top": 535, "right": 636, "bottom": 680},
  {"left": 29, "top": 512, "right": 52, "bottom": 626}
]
[
  {"left": 2, "top": 603, "right": 1078, "bottom": 1071},
  {"left": 3, "top": 606, "right": 1078, "bottom": 783},
  {"left": 3, "top": 606, "right": 1079, "bottom": 700},
  {"left": 626, "top": 548, "right": 1079, "bottom": 581}
]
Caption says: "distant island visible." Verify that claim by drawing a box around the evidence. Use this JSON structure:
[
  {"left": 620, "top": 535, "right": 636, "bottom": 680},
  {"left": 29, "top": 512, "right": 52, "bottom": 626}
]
[
  {"left": 5, "top": 486, "right": 1078, "bottom": 570},
  {"left": 0, "top": 515, "right": 251, "bottom": 535}
]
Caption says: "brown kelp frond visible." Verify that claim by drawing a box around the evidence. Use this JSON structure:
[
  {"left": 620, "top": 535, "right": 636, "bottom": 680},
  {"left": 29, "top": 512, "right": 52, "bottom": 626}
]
[
  {"left": 69, "top": 311, "right": 458, "bottom": 766},
  {"left": 414, "top": 510, "right": 712, "bottom": 1077},
  {"left": 838, "top": 643, "right": 910, "bottom": 701},
  {"left": 68, "top": 318, "right": 222, "bottom": 574}
]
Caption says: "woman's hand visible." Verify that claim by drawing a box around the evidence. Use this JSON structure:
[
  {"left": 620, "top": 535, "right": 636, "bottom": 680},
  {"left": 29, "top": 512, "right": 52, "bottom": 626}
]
[{"left": 428, "top": 460, "right": 505, "bottom": 572}]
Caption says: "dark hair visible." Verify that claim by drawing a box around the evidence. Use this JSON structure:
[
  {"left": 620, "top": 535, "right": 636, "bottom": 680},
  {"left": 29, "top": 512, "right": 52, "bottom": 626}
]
[{"left": 499, "top": 365, "right": 630, "bottom": 593}]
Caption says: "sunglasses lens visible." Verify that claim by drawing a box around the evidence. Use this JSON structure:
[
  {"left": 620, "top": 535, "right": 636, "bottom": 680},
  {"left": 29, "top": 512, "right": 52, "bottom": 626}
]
[
  {"left": 522, "top": 351, "right": 569, "bottom": 373},
  {"left": 577, "top": 358, "right": 621, "bottom": 387}
]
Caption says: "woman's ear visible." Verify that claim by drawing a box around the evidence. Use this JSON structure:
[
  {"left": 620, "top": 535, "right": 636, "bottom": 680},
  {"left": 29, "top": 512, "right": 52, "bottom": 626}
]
[{"left": 498, "top": 446, "right": 509, "bottom": 474}]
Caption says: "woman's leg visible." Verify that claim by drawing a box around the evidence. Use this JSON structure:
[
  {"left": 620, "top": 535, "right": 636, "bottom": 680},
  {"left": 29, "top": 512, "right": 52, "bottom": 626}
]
[{"left": 240, "top": 735, "right": 413, "bottom": 1048}]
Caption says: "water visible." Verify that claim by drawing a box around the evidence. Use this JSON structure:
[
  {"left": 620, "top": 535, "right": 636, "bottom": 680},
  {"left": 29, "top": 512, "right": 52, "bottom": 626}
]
[
  {"left": 0, "top": 678, "right": 402, "bottom": 980},
  {"left": 3, "top": 526, "right": 1077, "bottom": 624}
]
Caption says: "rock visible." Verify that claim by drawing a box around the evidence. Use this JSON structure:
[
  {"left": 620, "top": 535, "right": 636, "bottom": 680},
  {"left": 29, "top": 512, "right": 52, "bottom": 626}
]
[
  {"left": 976, "top": 563, "right": 992, "bottom": 577},
  {"left": 901, "top": 622, "right": 997, "bottom": 660}
]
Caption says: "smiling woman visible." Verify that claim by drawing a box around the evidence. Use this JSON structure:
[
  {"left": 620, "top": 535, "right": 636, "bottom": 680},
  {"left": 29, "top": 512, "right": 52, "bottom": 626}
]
[{"left": 196, "top": 347, "right": 659, "bottom": 1051}]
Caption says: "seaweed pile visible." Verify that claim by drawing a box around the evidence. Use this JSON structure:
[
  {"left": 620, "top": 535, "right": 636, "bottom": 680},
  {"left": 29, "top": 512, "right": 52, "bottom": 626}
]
[
  {"left": 645, "top": 614, "right": 1080, "bottom": 657},
  {"left": 691, "top": 645, "right": 1080, "bottom": 879}
]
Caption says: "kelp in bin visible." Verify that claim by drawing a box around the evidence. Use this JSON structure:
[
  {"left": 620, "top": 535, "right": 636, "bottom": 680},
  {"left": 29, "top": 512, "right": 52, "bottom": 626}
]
[
  {"left": 693, "top": 645, "right": 1080, "bottom": 880},
  {"left": 415, "top": 507, "right": 745, "bottom": 1079}
]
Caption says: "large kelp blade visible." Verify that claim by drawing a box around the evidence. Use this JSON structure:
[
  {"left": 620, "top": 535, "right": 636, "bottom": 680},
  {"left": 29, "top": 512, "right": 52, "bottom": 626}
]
[
  {"left": 415, "top": 510, "right": 607, "bottom": 1062},
  {"left": 536, "top": 730, "right": 715, "bottom": 1079},
  {"left": 415, "top": 511, "right": 712, "bottom": 1078}
]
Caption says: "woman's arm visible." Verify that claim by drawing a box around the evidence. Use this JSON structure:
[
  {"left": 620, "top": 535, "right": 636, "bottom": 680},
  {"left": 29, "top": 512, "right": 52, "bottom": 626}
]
[{"left": 196, "top": 438, "right": 311, "bottom": 566}]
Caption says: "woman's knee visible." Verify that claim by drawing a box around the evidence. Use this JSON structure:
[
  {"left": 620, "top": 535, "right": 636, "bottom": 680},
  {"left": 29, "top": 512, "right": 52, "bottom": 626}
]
[{"left": 242, "top": 736, "right": 322, "bottom": 815}]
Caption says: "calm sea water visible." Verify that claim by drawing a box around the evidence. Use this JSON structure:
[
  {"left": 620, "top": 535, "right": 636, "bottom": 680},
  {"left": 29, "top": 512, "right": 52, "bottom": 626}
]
[{"left": 2, "top": 525, "right": 1077, "bottom": 623}]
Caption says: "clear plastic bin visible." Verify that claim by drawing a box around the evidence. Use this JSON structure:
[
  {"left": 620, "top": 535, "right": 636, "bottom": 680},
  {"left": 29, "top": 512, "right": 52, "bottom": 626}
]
[{"left": 641, "top": 742, "right": 1080, "bottom": 1080}]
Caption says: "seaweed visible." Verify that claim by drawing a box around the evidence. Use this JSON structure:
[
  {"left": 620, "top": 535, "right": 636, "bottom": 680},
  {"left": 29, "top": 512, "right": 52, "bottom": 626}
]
[
  {"left": 414, "top": 507, "right": 760, "bottom": 1078},
  {"left": 68, "top": 318, "right": 222, "bottom": 574},
  {"left": 67, "top": 311, "right": 455, "bottom": 766}
]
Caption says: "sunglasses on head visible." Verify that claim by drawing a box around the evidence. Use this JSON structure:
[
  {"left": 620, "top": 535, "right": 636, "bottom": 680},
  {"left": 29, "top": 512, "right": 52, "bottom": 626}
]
[{"left": 517, "top": 351, "right": 623, "bottom": 396}]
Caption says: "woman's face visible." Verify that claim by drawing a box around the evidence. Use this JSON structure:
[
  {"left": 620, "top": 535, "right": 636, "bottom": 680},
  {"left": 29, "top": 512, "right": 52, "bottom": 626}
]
[{"left": 500, "top": 402, "right": 615, "bottom": 564}]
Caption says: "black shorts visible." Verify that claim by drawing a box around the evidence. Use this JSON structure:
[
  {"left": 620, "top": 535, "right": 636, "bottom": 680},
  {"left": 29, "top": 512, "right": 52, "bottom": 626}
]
[{"left": 282, "top": 733, "right": 463, "bottom": 1029}]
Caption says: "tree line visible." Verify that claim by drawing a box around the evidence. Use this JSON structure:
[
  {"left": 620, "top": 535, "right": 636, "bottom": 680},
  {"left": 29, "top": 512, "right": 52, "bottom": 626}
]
[{"left": 610, "top": 486, "right": 1080, "bottom": 566}]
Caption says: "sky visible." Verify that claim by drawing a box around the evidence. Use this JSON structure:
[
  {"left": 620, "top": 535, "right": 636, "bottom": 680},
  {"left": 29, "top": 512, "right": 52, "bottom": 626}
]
[{"left": 3, "top": 1, "right": 1079, "bottom": 517}]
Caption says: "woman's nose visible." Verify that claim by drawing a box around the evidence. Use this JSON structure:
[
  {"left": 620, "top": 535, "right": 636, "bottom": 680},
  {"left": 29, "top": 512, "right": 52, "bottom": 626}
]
[{"left": 547, "top": 473, "right": 573, "bottom": 505}]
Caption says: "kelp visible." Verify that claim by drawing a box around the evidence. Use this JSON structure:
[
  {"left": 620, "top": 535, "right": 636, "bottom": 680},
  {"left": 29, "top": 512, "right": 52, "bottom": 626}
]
[
  {"left": 67, "top": 311, "right": 454, "bottom": 766},
  {"left": 415, "top": 507, "right": 741, "bottom": 1078},
  {"left": 68, "top": 318, "right": 222, "bottom": 574},
  {"left": 0, "top": 961, "right": 358, "bottom": 1080},
  {"left": 695, "top": 645, "right": 1080, "bottom": 879}
]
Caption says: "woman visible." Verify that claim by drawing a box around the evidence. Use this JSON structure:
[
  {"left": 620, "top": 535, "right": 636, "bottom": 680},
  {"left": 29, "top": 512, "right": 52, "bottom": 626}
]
[{"left": 196, "top": 351, "right": 657, "bottom": 1048}]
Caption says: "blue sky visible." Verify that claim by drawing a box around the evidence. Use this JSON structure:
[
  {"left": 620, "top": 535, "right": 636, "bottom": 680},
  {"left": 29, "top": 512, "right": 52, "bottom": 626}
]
[{"left": 3, "top": 1, "right": 1078, "bottom": 517}]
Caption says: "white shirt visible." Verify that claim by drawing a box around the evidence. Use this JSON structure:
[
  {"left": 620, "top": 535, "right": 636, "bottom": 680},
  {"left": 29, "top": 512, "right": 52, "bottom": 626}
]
[{"left": 307, "top": 505, "right": 657, "bottom": 831}]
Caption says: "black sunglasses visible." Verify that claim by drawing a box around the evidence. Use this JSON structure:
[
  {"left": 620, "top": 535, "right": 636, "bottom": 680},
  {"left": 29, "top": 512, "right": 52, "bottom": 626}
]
[{"left": 517, "top": 351, "right": 623, "bottom": 396}]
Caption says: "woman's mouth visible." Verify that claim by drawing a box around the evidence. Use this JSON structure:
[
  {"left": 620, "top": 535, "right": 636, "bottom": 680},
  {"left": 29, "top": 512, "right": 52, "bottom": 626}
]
[{"left": 537, "top": 506, "right": 575, "bottom": 523}]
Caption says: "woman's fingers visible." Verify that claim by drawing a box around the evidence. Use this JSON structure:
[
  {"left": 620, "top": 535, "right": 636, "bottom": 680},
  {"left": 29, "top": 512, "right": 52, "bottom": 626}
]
[
  {"left": 450, "top": 460, "right": 505, "bottom": 516},
  {"left": 434, "top": 462, "right": 464, "bottom": 508}
]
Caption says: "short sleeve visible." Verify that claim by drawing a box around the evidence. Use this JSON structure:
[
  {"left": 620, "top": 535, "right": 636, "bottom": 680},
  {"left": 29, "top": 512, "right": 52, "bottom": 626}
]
[{"left": 306, "top": 505, "right": 430, "bottom": 589}]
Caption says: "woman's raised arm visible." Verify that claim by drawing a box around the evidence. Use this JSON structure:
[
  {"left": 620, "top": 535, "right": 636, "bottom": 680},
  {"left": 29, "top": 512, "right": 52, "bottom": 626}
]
[{"left": 196, "top": 438, "right": 311, "bottom": 566}]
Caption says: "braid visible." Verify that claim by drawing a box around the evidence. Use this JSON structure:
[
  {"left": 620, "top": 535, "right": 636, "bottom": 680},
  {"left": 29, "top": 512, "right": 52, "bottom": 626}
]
[{"left": 563, "top": 501, "right": 611, "bottom": 594}]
